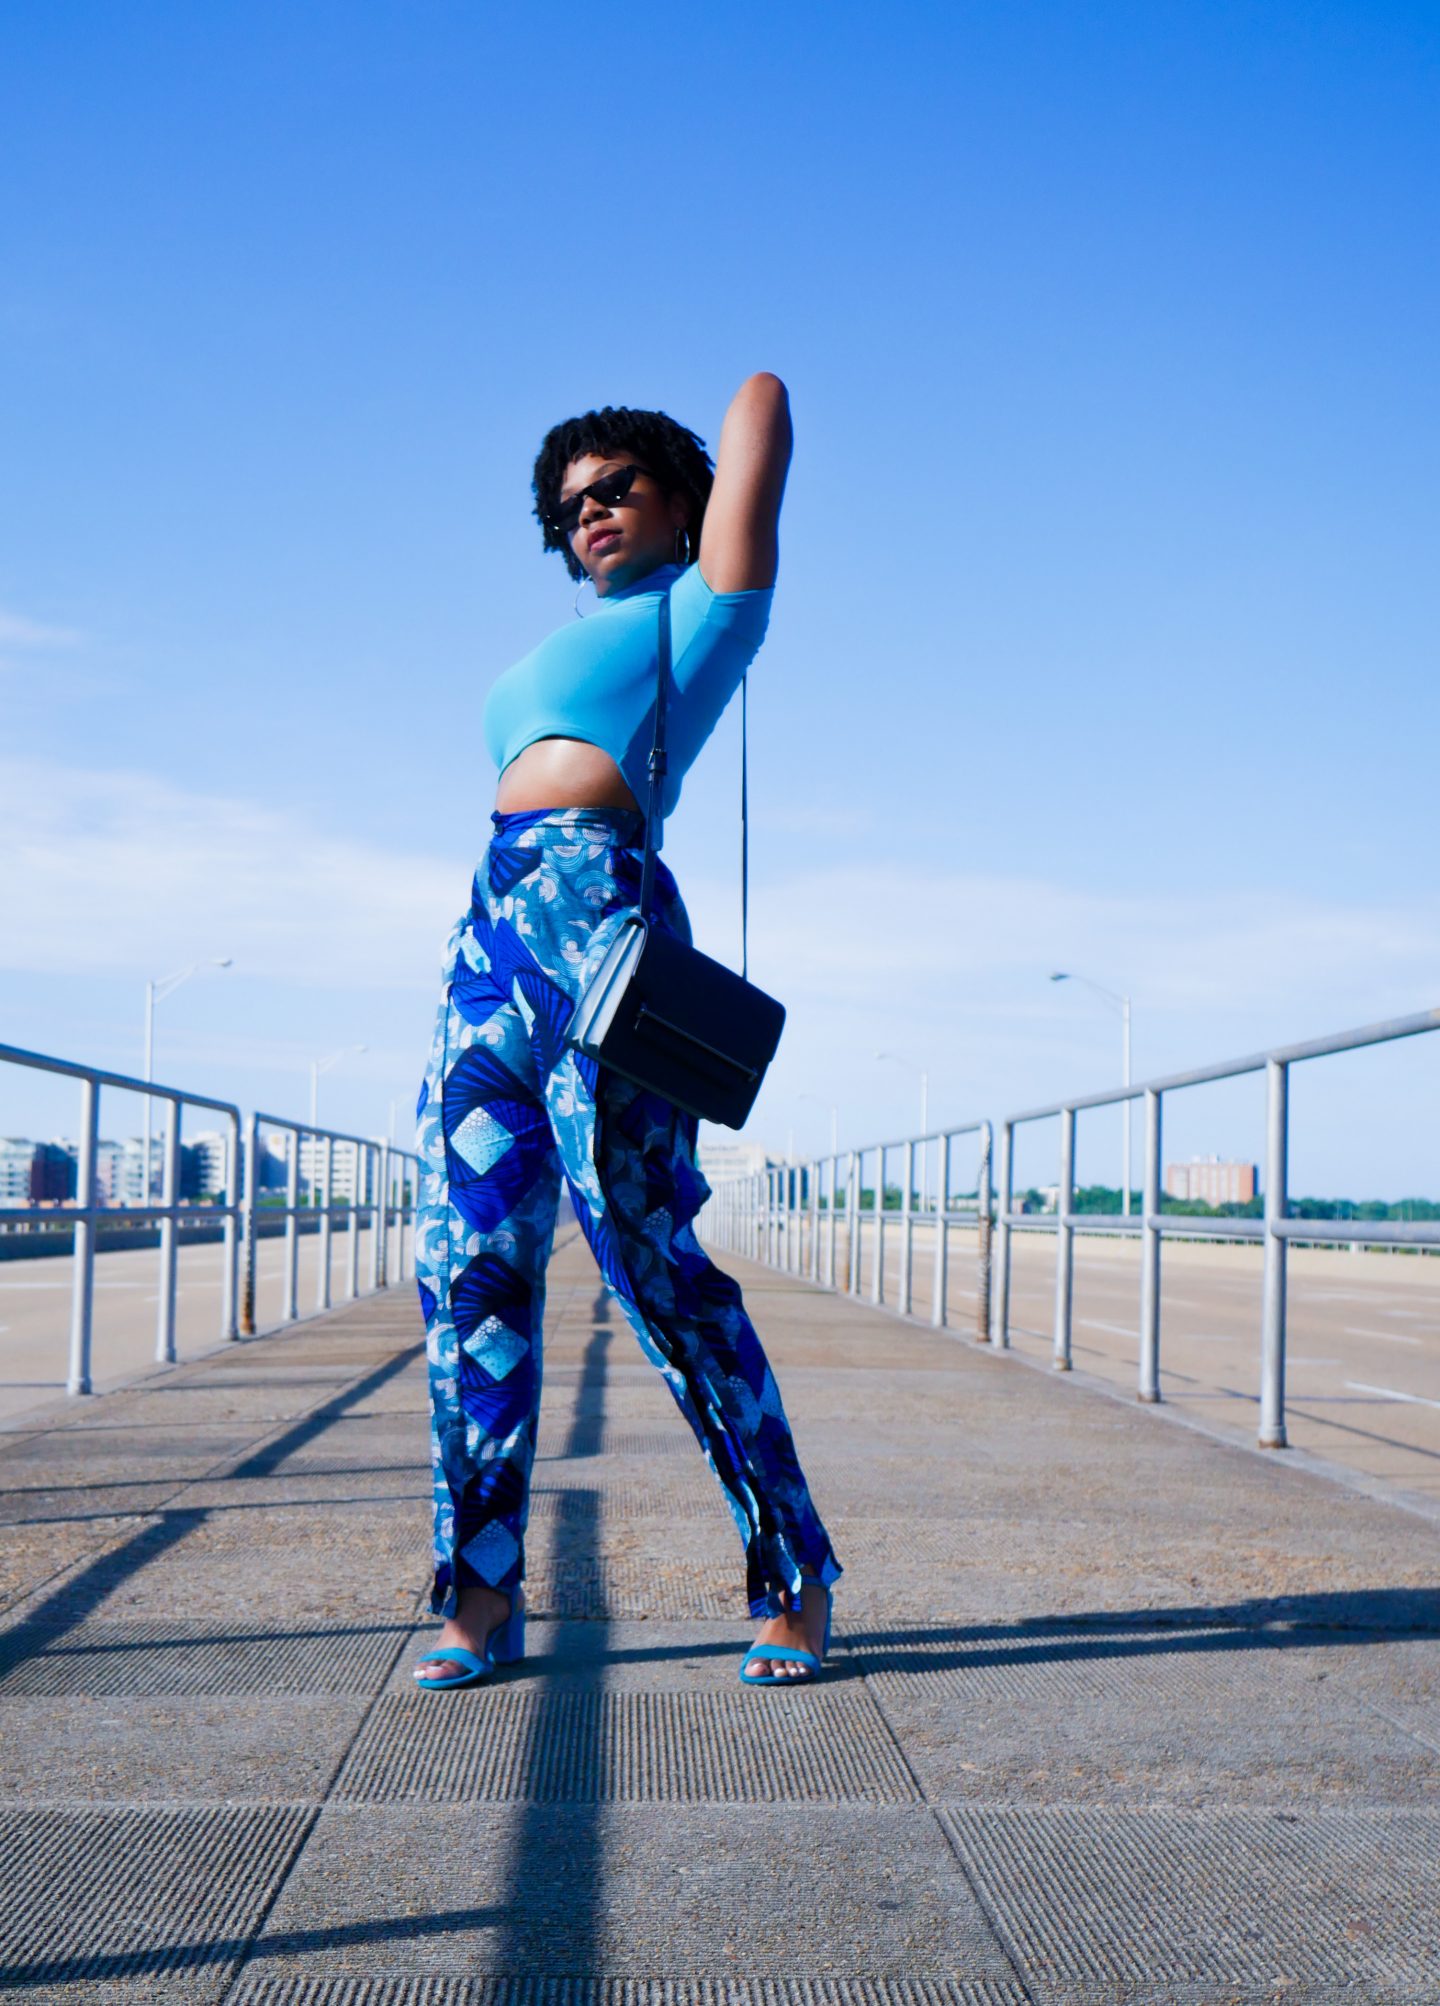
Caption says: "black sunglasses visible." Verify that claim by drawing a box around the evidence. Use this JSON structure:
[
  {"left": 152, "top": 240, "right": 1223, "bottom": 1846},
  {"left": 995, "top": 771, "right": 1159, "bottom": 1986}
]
[{"left": 549, "top": 463, "right": 654, "bottom": 539}]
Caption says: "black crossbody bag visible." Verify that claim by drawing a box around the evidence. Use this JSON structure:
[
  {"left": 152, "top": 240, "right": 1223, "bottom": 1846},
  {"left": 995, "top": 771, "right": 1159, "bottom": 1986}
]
[{"left": 564, "top": 586, "right": 785, "bottom": 1128}]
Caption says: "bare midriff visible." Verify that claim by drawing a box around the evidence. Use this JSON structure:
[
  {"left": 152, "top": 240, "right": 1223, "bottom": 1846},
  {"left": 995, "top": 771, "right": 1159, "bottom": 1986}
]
[{"left": 494, "top": 736, "right": 641, "bottom": 815}]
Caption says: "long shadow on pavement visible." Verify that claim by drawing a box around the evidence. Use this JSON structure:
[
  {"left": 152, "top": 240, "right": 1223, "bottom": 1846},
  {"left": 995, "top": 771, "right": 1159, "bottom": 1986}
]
[{"left": 496, "top": 1285, "right": 613, "bottom": 1968}]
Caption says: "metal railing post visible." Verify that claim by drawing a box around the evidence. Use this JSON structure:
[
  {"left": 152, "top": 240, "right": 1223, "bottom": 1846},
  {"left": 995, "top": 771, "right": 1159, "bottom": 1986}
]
[
  {"left": 1053, "top": 1107, "right": 1075, "bottom": 1370},
  {"left": 1260, "top": 1058, "right": 1290, "bottom": 1448},
  {"left": 847, "top": 1151, "right": 861, "bottom": 1295},
  {"left": 154, "top": 1106, "right": 181, "bottom": 1364},
  {"left": 240, "top": 1112, "right": 259, "bottom": 1335},
  {"left": 1138, "top": 1088, "right": 1162, "bottom": 1402},
  {"left": 827, "top": 1152, "right": 838, "bottom": 1289},
  {"left": 976, "top": 1121, "right": 993, "bottom": 1341},
  {"left": 899, "top": 1138, "right": 914, "bottom": 1315},
  {"left": 404, "top": 1153, "right": 416, "bottom": 1277},
  {"left": 67, "top": 1074, "right": 99, "bottom": 1395},
  {"left": 992, "top": 1121, "right": 1013, "bottom": 1347},
  {"left": 809, "top": 1160, "right": 821, "bottom": 1281},
  {"left": 283, "top": 1130, "right": 300, "bottom": 1321},
  {"left": 932, "top": 1130, "right": 950, "bottom": 1328},
  {"left": 391, "top": 1152, "right": 404, "bottom": 1281},
  {"left": 346, "top": 1140, "right": 361, "bottom": 1300},
  {"left": 392, "top": 1152, "right": 404, "bottom": 1281},
  {"left": 871, "top": 1145, "right": 885, "bottom": 1305},
  {"left": 221, "top": 1112, "right": 239, "bottom": 1340},
  {"left": 317, "top": 1134, "right": 334, "bottom": 1310},
  {"left": 373, "top": 1140, "right": 389, "bottom": 1288}
]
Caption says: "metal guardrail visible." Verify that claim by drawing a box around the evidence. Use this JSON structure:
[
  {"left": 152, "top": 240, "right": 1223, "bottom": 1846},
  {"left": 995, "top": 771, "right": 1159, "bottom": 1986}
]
[
  {"left": 239, "top": 1112, "right": 418, "bottom": 1333},
  {"left": 701, "top": 1004, "right": 1440, "bottom": 1452},
  {"left": 0, "top": 1041, "right": 418, "bottom": 1395},
  {"left": 702, "top": 1121, "right": 996, "bottom": 1339},
  {"left": 996, "top": 1004, "right": 1440, "bottom": 1448}
]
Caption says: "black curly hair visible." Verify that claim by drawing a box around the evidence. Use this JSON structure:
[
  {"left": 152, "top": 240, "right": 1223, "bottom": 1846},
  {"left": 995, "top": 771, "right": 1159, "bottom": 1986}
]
[{"left": 532, "top": 405, "right": 714, "bottom": 582}]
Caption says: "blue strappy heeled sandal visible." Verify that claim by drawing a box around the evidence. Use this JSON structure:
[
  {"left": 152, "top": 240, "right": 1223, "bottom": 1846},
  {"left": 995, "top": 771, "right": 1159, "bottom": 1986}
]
[
  {"left": 738, "top": 1580, "right": 832, "bottom": 1687},
  {"left": 413, "top": 1592, "right": 525, "bottom": 1691}
]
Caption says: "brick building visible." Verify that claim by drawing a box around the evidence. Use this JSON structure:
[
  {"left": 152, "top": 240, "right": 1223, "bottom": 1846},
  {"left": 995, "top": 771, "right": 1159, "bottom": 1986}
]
[{"left": 1164, "top": 1156, "right": 1257, "bottom": 1206}]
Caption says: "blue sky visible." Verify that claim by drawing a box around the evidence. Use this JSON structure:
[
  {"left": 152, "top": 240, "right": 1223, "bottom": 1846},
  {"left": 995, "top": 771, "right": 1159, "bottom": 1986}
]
[{"left": 2, "top": 0, "right": 1437, "bottom": 1194}]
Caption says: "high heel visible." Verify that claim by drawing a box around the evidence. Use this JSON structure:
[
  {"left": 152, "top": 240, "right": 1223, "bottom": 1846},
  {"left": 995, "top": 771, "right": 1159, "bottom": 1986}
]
[
  {"left": 413, "top": 1587, "right": 526, "bottom": 1691},
  {"left": 738, "top": 1579, "right": 832, "bottom": 1686}
]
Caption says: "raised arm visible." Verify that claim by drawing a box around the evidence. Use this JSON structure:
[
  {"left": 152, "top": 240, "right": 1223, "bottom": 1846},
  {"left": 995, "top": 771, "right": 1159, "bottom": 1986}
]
[{"left": 696, "top": 372, "right": 793, "bottom": 593}]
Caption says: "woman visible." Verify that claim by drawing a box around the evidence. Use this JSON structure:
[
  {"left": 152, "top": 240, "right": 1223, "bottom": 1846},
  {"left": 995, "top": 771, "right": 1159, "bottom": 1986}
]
[{"left": 411, "top": 372, "right": 840, "bottom": 1690}]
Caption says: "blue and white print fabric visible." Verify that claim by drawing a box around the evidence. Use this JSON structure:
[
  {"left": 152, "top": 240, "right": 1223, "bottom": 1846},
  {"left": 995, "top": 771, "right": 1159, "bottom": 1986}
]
[{"left": 414, "top": 805, "right": 841, "bottom": 1623}]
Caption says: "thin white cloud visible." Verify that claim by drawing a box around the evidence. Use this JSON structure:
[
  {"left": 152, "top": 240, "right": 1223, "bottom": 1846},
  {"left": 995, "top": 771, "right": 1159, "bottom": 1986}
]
[
  {"left": 0, "top": 607, "right": 82, "bottom": 651},
  {"left": 680, "top": 863, "right": 1440, "bottom": 1022},
  {"left": 0, "top": 757, "right": 457, "bottom": 989},
  {"left": 4, "top": 754, "right": 1437, "bottom": 1054}
]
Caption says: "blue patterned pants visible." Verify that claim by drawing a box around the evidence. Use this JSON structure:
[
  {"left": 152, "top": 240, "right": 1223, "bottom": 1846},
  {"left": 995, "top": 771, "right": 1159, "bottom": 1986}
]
[{"left": 415, "top": 806, "right": 841, "bottom": 1623}]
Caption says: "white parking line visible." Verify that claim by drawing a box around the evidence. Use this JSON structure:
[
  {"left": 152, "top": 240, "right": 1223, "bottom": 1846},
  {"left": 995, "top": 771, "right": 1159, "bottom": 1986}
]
[
  {"left": 1344, "top": 1326, "right": 1423, "bottom": 1347},
  {"left": 1345, "top": 1381, "right": 1440, "bottom": 1411},
  {"left": 0, "top": 1280, "right": 153, "bottom": 1291},
  {"left": 1079, "top": 1319, "right": 1138, "bottom": 1338}
]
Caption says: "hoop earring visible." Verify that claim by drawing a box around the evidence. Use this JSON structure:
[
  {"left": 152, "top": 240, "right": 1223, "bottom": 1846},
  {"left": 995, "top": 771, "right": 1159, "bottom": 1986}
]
[
  {"left": 674, "top": 526, "right": 690, "bottom": 567},
  {"left": 574, "top": 574, "right": 596, "bottom": 618}
]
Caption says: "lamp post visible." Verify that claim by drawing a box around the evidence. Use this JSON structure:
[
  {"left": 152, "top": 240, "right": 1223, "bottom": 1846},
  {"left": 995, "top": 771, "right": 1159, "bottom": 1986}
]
[
  {"left": 141, "top": 958, "right": 233, "bottom": 1200},
  {"left": 797, "top": 1092, "right": 839, "bottom": 1158},
  {"left": 306, "top": 1045, "right": 367, "bottom": 1212},
  {"left": 875, "top": 1050, "right": 929, "bottom": 1214},
  {"left": 1050, "top": 972, "right": 1133, "bottom": 1216},
  {"left": 310, "top": 1045, "right": 368, "bottom": 1129}
]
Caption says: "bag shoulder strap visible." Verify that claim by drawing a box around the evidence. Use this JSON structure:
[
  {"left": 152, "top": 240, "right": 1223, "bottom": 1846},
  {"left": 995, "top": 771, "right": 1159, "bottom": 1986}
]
[
  {"left": 640, "top": 586, "right": 749, "bottom": 979},
  {"left": 638, "top": 591, "right": 670, "bottom": 920}
]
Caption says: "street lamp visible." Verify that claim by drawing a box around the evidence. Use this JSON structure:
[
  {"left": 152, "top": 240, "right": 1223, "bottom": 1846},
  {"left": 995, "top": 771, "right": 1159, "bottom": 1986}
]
[
  {"left": 310, "top": 1045, "right": 368, "bottom": 1129},
  {"left": 141, "top": 958, "right": 233, "bottom": 1199},
  {"left": 797, "top": 1092, "right": 839, "bottom": 1158},
  {"left": 875, "top": 1050, "right": 929, "bottom": 1213},
  {"left": 307, "top": 1045, "right": 367, "bottom": 1209},
  {"left": 1050, "top": 972, "right": 1133, "bottom": 1216}
]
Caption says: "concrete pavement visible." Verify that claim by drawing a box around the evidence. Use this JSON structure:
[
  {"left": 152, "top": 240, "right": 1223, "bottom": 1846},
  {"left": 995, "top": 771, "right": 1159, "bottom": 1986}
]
[
  {"left": 0, "top": 1230, "right": 385, "bottom": 1422},
  {"left": 1, "top": 1224, "right": 1438, "bottom": 2001}
]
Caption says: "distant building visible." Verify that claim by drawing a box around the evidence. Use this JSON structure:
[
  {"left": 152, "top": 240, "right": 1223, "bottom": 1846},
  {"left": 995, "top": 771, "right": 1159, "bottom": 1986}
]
[
  {"left": 696, "top": 1137, "right": 770, "bottom": 1184},
  {"left": 1165, "top": 1156, "right": 1257, "bottom": 1206},
  {"left": 0, "top": 1139, "right": 35, "bottom": 1205},
  {"left": 187, "top": 1130, "right": 231, "bottom": 1201},
  {"left": 295, "top": 1135, "right": 369, "bottom": 1202},
  {"left": 29, "top": 1141, "right": 77, "bottom": 1204},
  {"left": 96, "top": 1138, "right": 151, "bottom": 1207},
  {"left": 1, "top": 1134, "right": 235, "bottom": 1209}
]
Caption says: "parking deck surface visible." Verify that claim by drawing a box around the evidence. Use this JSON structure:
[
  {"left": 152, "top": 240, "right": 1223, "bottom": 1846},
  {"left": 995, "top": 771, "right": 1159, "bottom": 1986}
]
[{"left": 2, "top": 1224, "right": 1438, "bottom": 2002}]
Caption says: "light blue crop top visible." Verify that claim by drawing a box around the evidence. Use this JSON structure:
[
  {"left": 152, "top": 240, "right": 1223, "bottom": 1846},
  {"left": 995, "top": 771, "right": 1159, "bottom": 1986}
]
[{"left": 482, "top": 560, "right": 773, "bottom": 818}]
